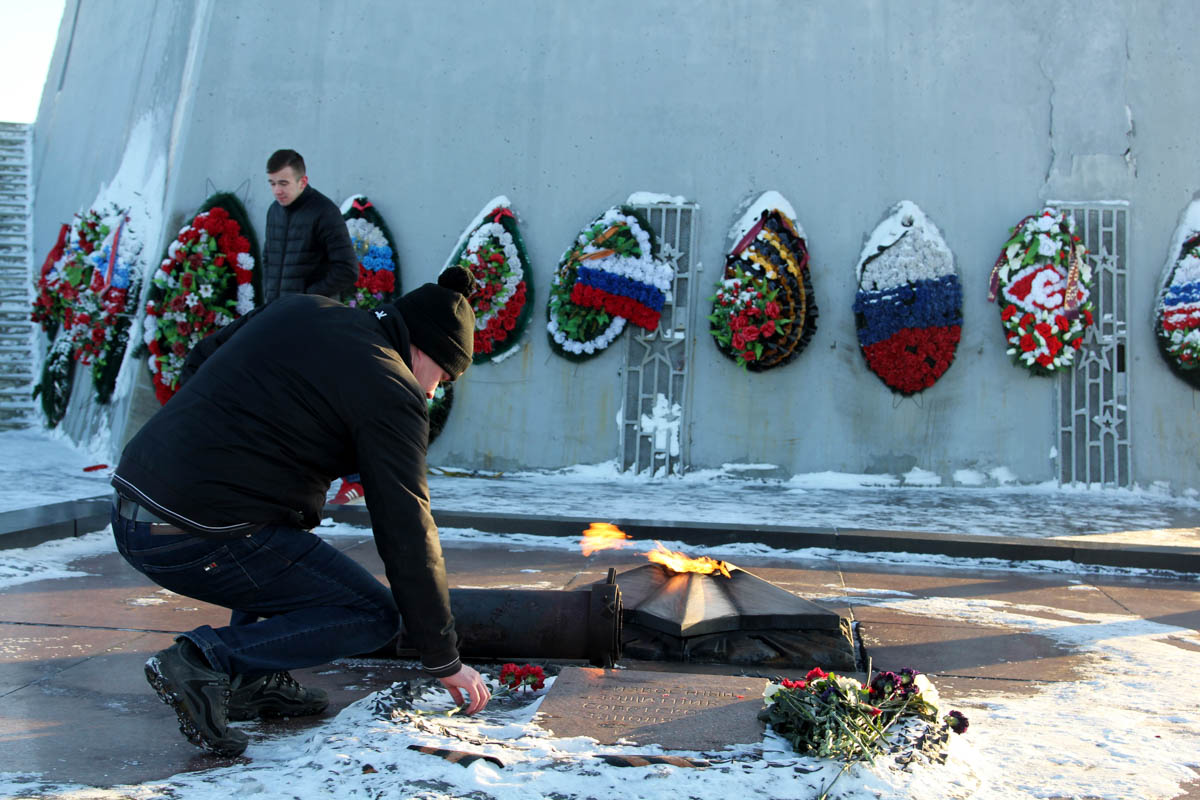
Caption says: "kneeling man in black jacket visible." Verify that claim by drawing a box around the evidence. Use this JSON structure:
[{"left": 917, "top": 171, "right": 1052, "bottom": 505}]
[{"left": 111, "top": 266, "right": 489, "bottom": 756}]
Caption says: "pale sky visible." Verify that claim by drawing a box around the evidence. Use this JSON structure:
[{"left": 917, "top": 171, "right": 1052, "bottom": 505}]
[{"left": 0, "top": 0, "right": 66, "bottom": 122}]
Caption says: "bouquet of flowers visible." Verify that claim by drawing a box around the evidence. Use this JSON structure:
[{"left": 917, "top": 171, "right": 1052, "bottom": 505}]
[
  {"left": 547, "top": 206, "right": 668, "bottom": 360},
  {"left": 708, "top": 266, "right": 792, "bottom": 366},
  {"left": 989, "top": 208, "right": 1093, "bottom": 375},
  {"left": 143, "top": 194, "right": 258, "bottom": 405},
  {"left": 710, "top": 191, "right": 817, "bottom": 371},
  {"left": 341, "top": 195, "right": 400, "bottom": 311},
  {"left": 762, "top": 667, "right": 967, "bottom": 798},
  {"left": 1155, "top": 207, "right": 1200, "bottom": 387},
  {"left": 853, "top": 201, "right": 962, "bottom": 394},
  {"left": 444, "top": 197, "right": 532, "bottom": 362},
  {"left": 497, "top": 662, "right": 546, "bottom": 693}
]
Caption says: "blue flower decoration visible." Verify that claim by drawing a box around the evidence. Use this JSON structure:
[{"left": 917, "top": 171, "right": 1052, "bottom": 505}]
[
  {"left": 362, "top": 245, "right": 394, "bottom": 273},
  {"left": 854, "top": 274, "right": 962, "bottom": 347}
]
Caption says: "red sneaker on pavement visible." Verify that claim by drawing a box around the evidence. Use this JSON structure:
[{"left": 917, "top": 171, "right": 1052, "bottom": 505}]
[{"left": 331, "top": 480, "right": 365, "bottom": 505}]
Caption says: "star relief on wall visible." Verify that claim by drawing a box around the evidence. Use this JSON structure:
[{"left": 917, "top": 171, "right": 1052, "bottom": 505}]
[
  {"left": 657, "top": 241, "right": 684, "bottom": 270},
  {"left": 1093, "top": 250, "right": 1118, "bottom": 273},
  {"left": 1091, "top": 409, "right": 1121, "bottom": 437},
  {"left": 1076, "top": 346, "right": 1109, "bottom": 373}
]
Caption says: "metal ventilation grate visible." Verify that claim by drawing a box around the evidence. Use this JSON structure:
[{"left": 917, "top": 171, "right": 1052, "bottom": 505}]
[
  {"left": 620, "top": 202, "right": 699, "bottom": 477},
  {"left": 1053, "top": 203, "right": 1131, "bottom": 487}
]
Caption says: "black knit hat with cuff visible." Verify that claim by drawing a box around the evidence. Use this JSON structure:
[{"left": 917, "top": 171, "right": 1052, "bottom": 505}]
[{"left": 395, "top": 266, "right": 476, "bottom": 380}]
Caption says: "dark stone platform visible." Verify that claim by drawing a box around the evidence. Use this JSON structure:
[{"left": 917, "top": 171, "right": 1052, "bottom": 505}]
[{"left": 534, "top": 666, "right": 768, "bottom": 749}]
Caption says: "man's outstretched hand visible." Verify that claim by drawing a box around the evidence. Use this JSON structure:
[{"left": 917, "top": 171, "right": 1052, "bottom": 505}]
[{"left": 438, "top": 664, "right": 491, "bottom": 714}]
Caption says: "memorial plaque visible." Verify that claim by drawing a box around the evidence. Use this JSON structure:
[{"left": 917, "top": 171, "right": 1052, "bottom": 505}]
[{"left": 535, "top": 667, "right": 768, "bottom": 750}]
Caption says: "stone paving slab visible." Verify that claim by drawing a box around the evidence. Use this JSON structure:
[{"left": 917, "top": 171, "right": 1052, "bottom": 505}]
[
  {"left": 854, "top": 607, "right": 1082, "bottom": 682},
  {"left": 836, "top": 567, "right": 1138, "bottom": 621}
]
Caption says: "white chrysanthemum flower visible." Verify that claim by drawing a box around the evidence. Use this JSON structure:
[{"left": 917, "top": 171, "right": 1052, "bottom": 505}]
[
  {"left": 1037, "top": 233, "right": 1060, "bottom": 258},
  {"left": 236, "top": 284, "right": 255, "bottom": 316}
]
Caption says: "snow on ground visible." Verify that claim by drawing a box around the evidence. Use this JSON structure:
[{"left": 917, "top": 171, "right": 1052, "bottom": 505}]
[
  {"left": 1, "top": 520, "right": 1198, "bottom": 799},
  {"left": 6, "top": 427, "right": 1200, "bottom": 542},
  {"left": 425, "top": 462, "right": 1200, "bottom": 542},
  {"left": 0, "top": 429, "right": 114, "bottom": 512}
]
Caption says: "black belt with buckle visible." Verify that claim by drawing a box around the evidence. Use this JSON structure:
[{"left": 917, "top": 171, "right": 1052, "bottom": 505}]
[{"left": 113, "top": 492, "right": 189, "bottom": 535}]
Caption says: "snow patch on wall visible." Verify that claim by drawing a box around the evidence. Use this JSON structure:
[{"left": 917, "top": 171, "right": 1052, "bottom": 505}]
[
  {"left": 729, "top": 190, "right": 803, "bottom": 246},
  {"left": 638, "top": 393, "right": 682, "bottom": 457},
  {"left": 953, "top": 469, "right": 987, "bottom": 486},
  {"left": 988, "top": 466, "right": 1019, "bottom": 486},
  {"left": 626, "top": 190, "right": 689, "bottom": 206},
  {"left": 902, "top": 467, "right": 942, "bottom": 487}
]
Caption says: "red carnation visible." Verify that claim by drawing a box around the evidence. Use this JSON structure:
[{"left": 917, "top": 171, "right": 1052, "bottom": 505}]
[
  {"left": 1020, "top": 334, "right": 1036, "bottom": 352},
  {"left": 742, "top": 349, "right": 757, "bottom": 362},
  {"left": 1001, "top": 304, "right": 1018, "bottom": 322}
]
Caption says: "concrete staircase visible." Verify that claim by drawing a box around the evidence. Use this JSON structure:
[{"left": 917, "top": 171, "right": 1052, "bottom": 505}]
[{"left": 0, "top": 122, "right": 36, "bottom": 429}]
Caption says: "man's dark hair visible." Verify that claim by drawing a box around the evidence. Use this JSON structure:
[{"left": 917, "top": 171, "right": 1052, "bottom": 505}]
[{"left": 266, "top": 149, "right": 306, "bottom": 176}]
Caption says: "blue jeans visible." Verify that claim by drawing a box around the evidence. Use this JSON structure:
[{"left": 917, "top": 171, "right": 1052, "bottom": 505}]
[{"left": 112, "top": 506, "right": 399, "bottom": 677}]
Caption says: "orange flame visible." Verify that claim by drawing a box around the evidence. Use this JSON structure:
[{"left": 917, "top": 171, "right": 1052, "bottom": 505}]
[
  {"left": 580, "top": 522, "right": 632, "bottom": 556},
  {"left": 642, "top": 541, "right": 732, "bottom": 578}
]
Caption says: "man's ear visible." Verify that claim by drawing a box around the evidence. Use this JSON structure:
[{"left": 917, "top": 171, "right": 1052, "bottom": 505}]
[{"left": 299, "top": 174, "right": 309, "bottom": 189}]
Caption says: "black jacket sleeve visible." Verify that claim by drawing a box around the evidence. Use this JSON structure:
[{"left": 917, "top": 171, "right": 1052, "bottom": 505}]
[
  {"left": 306, "top": 204, "right": 358, "bottom": 299},
  {"left": 354, "top": 380, "right": 461, "bottom": 678}
]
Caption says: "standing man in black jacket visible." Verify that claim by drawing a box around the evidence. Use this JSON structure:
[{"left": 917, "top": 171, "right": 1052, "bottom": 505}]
[
  {"left": 262, "top": 148, "right": 357, "bottom": 303},
  {"left": 111, "top": 267, "right": 489, "bottom": 757}
]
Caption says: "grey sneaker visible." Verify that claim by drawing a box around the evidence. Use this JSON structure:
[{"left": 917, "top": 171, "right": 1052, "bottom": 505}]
[
  {"left": 144, "top": 639, "right": 248, "bottom": 757},
  {"left": 228, "top": 671, "right": 329, "bottom": 721}
]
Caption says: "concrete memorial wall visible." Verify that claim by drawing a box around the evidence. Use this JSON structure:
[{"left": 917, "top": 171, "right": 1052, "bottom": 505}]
[{"left": 28, "top": 0, "right": 1200, "bottom": 490}]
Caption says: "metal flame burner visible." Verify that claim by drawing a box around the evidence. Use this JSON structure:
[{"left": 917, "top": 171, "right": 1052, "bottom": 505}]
[{"left": 610, "top": 562, "right": 857, "bottom": 670}]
